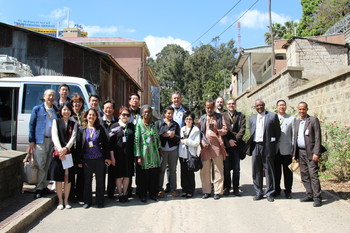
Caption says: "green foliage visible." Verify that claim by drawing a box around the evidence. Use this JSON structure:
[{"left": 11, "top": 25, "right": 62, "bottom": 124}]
[
  {"left": 148, "top": 44, "right": 190, "bottom": 109},
  {"left": 297, "top": 0, "right": 323, "bottom": 36},
  {"left": 313, "top": 0, "right": 350, "bottom": 35},
  {"left": 264, "top": 21, "right": 298, "bottom": 45},
  {"left": 151, "top": 39, "right": 237, "bottom": 117},
  {"left": 320, "top": 120, "right": 350, "bottom": 181},
  {"left": 297, "top": 0, "right": 350, "bottom": 36}
]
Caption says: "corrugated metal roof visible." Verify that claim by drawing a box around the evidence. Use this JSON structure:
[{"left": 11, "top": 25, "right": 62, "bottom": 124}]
[{"left": 63, "top": 37, "right": 140, "bottom": 43}]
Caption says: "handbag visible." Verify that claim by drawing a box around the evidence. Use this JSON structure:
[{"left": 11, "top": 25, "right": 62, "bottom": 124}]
[
  {"left": 288, "top": 160, "right": 300, "bottom": 172},
  {"left": 186, "top": 146, "right": 202, "bottom": 172},
  {"left": 22, "top": 153, "right": 38, "bottom": 184}
]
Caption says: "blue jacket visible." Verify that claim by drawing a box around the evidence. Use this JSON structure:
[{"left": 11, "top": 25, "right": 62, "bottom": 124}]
[{"left": 29, "top": 103, "right": 58, "bottom": 144}]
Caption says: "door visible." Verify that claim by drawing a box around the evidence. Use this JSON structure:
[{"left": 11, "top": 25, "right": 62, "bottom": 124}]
[{"left": 0, "top": 87, "right": 18, "bottom": 150}]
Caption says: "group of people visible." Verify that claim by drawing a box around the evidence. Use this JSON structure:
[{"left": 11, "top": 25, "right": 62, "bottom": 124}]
[{"left": 28, "top": 85, "right": 324, "bottom": 210}]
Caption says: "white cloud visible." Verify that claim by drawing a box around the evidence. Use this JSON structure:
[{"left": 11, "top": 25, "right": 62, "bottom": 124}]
[
  {"left": 239, "top": 10, "right": 291, "bottom": 29},
  {"left": 82, "top": 25, "right": 118, "bottom": 36},
  {"left": 47, "top": 6, "right": 70, "bottom": 20},
  {"left": 144, "top": 35, "right": 192, "bottom": 58},
  {"left": 220, "top": 16, "right": 229, "bottom": 25}
]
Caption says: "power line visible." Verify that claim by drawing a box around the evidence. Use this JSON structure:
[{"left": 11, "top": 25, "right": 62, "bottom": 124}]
[
  {"left": 187, "top": 0, "right": 242, "bottom": 49},
  {"left": 208, "top": 0, "right": 260, "bottom": 46}
]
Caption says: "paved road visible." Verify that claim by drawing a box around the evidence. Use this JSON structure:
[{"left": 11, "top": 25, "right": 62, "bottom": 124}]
[{"left": 23, "top": 157, "right": 350, "bottom": 233}]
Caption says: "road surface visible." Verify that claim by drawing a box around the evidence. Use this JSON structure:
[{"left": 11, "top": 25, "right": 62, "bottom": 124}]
[{"left": 23, "top": 157, "right": 350, "bottom": 233}]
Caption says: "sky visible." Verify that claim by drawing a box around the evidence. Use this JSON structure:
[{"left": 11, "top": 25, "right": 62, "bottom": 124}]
[{"left": 0, "top": 0, "right": 302, "bottom": 58}]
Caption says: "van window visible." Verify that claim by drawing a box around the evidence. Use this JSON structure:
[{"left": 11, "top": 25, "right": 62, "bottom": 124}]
[{"left": 22, "top": 84, "right": 85, "bottom": 114}]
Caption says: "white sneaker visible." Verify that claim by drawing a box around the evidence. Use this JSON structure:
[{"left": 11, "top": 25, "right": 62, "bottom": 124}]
[
  {"left": 65, "top": 204, "right": 72, "bottom": 209},
  {"left": 57, "top": 204, "right": 64, "bottom": 210}
]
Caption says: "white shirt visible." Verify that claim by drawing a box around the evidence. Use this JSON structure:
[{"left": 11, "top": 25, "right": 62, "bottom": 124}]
[
  {"left": 254, "top": 112, "right": 265, "bottom": 142},
  {"left": 297, "top": 118, "right": 306, "bottom": 148}
]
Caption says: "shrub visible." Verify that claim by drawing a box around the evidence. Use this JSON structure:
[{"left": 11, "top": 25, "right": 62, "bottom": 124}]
[{"left": 321, "top": 121, "right": 350, "bottom": 181}]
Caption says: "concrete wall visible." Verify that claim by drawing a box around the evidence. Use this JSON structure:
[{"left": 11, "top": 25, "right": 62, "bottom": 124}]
[
  {"left": 235, "top": 66, "right": 350, "bottom": 125},
  {"left": 0, "top": 150, "right": 26, "bottom": 201},
  {"left": 286, "top": 38, "right": 348, "bottom": 80}
]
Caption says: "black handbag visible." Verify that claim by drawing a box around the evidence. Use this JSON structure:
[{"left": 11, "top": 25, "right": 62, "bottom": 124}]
[{"left": 186, "top": 146, "right": 202, "bottom": 172}]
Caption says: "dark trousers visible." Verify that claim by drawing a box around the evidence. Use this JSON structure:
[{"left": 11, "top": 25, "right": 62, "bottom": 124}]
[
  {"left": 274, "top": 151, "right": 293, "bottom": 194},
  {"left": 107, "top": 164, "right": 117, "bottom": 197},
  {"left": 84, "top": 158, "right": 106, "bottom": 205},
  {"left": 179, "top": 158, "right": 195, "bottom": 195},
  {"left": 223, "top": 147, "right": 240, "bottom": 190},
  {"left": 138, "top": 167, "right": 159, "bottom": 199},
  {"left": 252, "top": 143, "right": 275, "bottom": 197},
  {"left": 299, "top": 149, "right": 322, "bottom": 199},
  {"left": 69, "top": 166, "right": 84, "bottom": 201}
]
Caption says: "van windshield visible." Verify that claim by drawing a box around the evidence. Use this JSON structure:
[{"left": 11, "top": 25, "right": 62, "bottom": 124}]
[
  {"left": 22, "top": 84, "right": 88, "bottom": 114},
  {"left": 85, "top": 84, "right": 96, "bottom": 96}
]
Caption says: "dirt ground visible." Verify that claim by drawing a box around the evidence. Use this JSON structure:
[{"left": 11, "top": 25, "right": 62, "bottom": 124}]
[{"left": 321, "top": 178, "right": 350, "bottom": 202}]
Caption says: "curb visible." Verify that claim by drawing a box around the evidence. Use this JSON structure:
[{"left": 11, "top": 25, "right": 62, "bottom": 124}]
[{"left": 0, "top": 195, "right": 57, "bottom": 233}]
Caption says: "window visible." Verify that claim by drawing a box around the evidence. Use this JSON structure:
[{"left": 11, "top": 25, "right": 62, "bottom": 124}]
[{"left": 22, "top": 84, "right": 86, "bottom": 114}]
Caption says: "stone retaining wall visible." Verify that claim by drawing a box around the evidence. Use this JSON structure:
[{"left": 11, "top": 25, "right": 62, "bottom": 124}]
[
  {"left": 0, "top": 150, "right": 26, "bottom": 201},
  {"left": 236, "top": 66, "right": 350, "bottom": 126}
]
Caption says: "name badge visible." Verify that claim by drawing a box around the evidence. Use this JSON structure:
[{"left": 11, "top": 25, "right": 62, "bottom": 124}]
[
  {"left": 122, "top": 136, "right": 127, "bottom": 142},
  {"left": 89, "top": 141, "right": 94, "bottom": 147},
  {"left": 146, "top": 137, "right": 151, "bottom": 143},
  {"left": 271, "top": 137, "right": 276, "bottom": 142},
  {"left": 305, "top": 129, "right": 309, "bottom": 135}
]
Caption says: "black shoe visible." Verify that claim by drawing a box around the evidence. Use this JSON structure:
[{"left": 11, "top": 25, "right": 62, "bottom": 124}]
[
  {"left": 164, "top": 183, "right": 171, "bottom": 193},
  {"left": 267, "top": 196, "right": 275, "bottom": 202},
  {"left": 213, "top": 194, "right": 220, "bottom": 200},
  {"left": 233, "top": 188, "right": 241, "bottom": 196},
  {"left": 300, "top": 196, "right": 313, "bottom": 202},
  {"left": 97, "top": 204, "right": 104, "bottom": 208},
  {"left": 253, "top": 195, "right": 263, "bottom": 201},
  {"left": 313, "top": 198, "right": 322, "bottom": 207},
  {"left": 202, "top": 193, "right": 211, "bottom": 199},
  {"left": 140, "top": 197, "right": 147, "bottom": 203},
  {"left": 34, "top": 190, "right": 42, "bottom": 199},
  {"left": 119, "top": 195, "right": 125, "bottom": 203},
  {"left": 285, "top": 193, "right": 292, "bottom": 199},
  {"left": 272, "top": 191, "right": 281, "bottom": 197},
  {"left": 42, "top": 188, "right": 55, "bottom": 195},
  {"left": 150, "top": 196, "right": 159, "bottom": 202},
  {"left": 83, "top": 204, "right": 90, "bottom": 209},
  {"left": 223, "top": 188, "right": 230, "bottom": 196}
]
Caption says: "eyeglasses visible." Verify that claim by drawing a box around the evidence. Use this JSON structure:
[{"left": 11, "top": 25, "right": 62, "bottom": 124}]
[
  {"left": 121, "top": 113, "right": 130, "bottom": 117},
  {"left": 185, "top": 118, "right": 193, "bottom": 121}
]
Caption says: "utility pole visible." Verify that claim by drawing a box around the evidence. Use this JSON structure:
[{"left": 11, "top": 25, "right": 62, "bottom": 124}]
[{"left": 268, "top": 0, "right": 275, "bottom": 76}]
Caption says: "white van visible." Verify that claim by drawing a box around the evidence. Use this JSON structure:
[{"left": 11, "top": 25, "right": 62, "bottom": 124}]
[{"left": 0, "top": 76, "right": 97, "bottom": 151}]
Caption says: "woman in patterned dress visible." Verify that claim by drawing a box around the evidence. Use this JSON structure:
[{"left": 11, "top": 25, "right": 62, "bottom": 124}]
[{"left": 134, "top": 105, "right": 162, "bottom": 203}]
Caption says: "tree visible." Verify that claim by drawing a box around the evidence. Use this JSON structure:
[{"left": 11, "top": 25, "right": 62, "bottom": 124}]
[
  {"left": 313, "top": 0, "right": 350, "bottom": 34},
  {"left": 148, "top": 44, "right": 190, "bottom": 109},
  {"left": 296, "top": 0, "right": 350, "bottom": 36},
  {"left": 150, "top": 39, "right": 237, "bottom": 116},
  {"left": 297, "top": 0, "right": 322, "bottom": 36},
  {"left": 264, "top": 21, "right": 298, "bottom": 45}
]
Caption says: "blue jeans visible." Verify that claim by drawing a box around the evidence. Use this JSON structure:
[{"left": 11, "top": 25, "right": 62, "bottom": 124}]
[{"left": 223, "top": 147, "right": 240, "bottom": 190}]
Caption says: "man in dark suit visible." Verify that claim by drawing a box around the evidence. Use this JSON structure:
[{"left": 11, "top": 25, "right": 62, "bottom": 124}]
[
  {"left": 246, "top": 99, "right": 281, "bottom": 202},
  {"left": 222, "top": 98, "right": 246, "bottom": 196},
  {"left": 293, "top": 101, "right": 323, "bottom": 207}
]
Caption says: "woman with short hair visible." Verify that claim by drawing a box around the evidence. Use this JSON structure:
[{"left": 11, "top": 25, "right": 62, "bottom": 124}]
[
  {"left": 134, "top": 105, "right": 161, "bottom": 203},
  {"left": 109, "top": 107, "right": 135, "bottom": 203}
]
